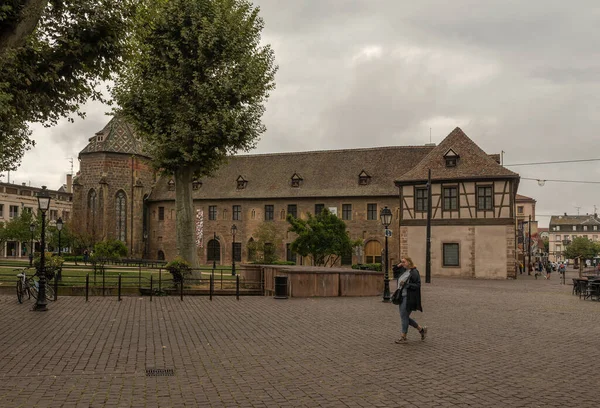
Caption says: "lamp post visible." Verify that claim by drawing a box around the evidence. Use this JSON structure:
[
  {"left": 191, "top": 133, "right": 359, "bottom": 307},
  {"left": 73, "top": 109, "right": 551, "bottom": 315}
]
[
  {"left": 56, "top": 217, "right": 63, "bottom": 281},
  {"left": 231, "top": 224, "right": 237, "bottom": 276},
  {"left": 29, "top": 222, "right": 35, "bottom": 267},
  {"left": 380, "top": 206, "right": 392, "bottom": 303},
  {"left": 34, "top": 186, "right": 51, "bottom": 311}
]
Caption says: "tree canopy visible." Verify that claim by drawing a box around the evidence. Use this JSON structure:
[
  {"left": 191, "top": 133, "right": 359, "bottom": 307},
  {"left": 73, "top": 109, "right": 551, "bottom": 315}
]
[
  {"left": 247, "top": 222, "right": 282, "bottom": 264},
  {"left": 563, "top": 236, "right": 600, "bottom": 261},
  {"left": 0, "top": 0, "right": 135, "bottom": 171},
  {"left": 113, "top": 0, "right": 277, "bottom": 267},
  {"left": 287, "top": 209, "right": 362, "bottom": 267}
]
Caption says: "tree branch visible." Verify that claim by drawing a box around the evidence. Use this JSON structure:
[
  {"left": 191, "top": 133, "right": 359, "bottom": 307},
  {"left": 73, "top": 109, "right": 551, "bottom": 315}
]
[{"left": 0, "top": 0, "right": 48, "bottom": 53}]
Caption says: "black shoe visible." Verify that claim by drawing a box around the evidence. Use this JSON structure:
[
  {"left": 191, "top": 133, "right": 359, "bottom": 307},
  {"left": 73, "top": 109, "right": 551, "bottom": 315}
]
[{"left": 420, "top": 327, "right": 428, "bottom": 341}]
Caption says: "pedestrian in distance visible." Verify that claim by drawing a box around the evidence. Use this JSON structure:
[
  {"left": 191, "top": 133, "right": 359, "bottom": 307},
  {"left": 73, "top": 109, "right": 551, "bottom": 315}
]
[
  {"left": 392, "top": 256, "right": 426, "bottom": 344},
  {"left": 83, "top": 249, "right": 89, "bottom": 265}
]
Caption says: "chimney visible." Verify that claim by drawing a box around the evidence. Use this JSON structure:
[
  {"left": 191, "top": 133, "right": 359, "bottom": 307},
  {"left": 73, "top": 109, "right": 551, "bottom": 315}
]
[{"left": 66, "top": 174, "right": 73, "bottom": 193}]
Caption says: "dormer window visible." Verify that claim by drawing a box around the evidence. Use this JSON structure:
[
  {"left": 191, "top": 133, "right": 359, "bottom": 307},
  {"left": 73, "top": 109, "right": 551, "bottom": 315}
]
[
  {"left": 192, "top": 179, "right": 202, "bottom": 190},
  {"left": 444, "top": 149, "right": 460, "bottom": 168},
  {"left": 291, "top": 173, "right": 303, "bottom": 188},
  {"left": 236, "top": 175, "right": 248, "bottom": 189},
  {"left": 167, "top": 179, "right": 175, "bottom": 191},
  {"left": 358, "top": 170, "right": 371, "bottom": 185}
]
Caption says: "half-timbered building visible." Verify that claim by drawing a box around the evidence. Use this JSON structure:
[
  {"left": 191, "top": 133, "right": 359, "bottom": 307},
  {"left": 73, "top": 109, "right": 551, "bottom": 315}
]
[{"left": 395, "top": 128, "right": 520, "bottom": 278}]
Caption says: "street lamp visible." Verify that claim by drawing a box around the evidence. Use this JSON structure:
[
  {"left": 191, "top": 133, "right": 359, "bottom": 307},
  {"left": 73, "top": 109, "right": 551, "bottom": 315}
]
[
  {"left": 29, "top": 222, "right": 35, "bottom": 267},
  {"left": 56, "top": 217, "right": 63, "bottom": 281},
  {"left": 34, "top": 186, "right": 51, "bottom": 311},
  {"left": 380, "top": 206, "right": 392, "bottom": 303},
  {"left": 231, "top": 224, "right": 237, "bottom": 276}
]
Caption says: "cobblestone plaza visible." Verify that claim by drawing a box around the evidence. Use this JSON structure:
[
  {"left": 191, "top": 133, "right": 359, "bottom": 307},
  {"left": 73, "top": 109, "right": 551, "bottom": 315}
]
[{"left": 0, "top": 272, "right": 598, "bottom": 407}]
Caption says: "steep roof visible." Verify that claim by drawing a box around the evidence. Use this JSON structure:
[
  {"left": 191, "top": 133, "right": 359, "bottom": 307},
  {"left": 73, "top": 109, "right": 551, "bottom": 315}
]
[
  {"left": 395, "top": 127, "right": 519, "bottom": 184},
  {"left": 550, "top": 214, "right": 600, "bottom": 226},
  {"left": 79, "top": 116, "right": 150, "bottom": 158},
  {"left": 148, "top": 146, "right": 434, "bottom": 201}
]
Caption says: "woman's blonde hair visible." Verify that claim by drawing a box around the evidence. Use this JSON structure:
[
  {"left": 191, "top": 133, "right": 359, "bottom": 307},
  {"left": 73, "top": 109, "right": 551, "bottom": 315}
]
[{"left": 402, "top": 256, "right": 415, "bottom": 269}]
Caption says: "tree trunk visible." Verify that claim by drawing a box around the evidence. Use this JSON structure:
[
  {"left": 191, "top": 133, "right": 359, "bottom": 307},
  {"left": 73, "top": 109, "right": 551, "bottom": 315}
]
[{"left": 174, "top": 166, "right": 199, "bottom": 269}]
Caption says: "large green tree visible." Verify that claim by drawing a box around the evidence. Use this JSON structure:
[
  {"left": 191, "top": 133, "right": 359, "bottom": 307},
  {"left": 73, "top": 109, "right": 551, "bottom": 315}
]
[
  {"left": 287, "top": 209, "right": 362, "bottom": 267},
  {"left": 563, "top": 236, "right": 600, "bottom": 262},
  {"left": 0, "top": 0, "right": 135, "bottom": 171},
  {"left": 113, "top": 0, "right": 276, "bottom": 267}
]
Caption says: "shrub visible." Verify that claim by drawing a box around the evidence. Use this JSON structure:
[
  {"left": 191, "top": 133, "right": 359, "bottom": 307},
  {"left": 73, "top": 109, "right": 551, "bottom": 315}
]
[
  {"left": 33, "top": 252, "right": 64, "bottom": 280},
  {"left": 165, "top": 257, "right": 192, "bottom": 287},
  {"left": 351, "top": 263, "right": 381, "bottom": 271}
]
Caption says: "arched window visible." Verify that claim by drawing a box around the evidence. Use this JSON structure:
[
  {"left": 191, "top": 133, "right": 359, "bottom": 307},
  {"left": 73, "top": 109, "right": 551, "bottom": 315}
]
[
  {"left": 87, "top": 189, "right": 97, "bottom": 229},
  {"left": 115, "top": 190, "right": 127, "bottom": 242},
  {"left": 157, "top": 250, "right": 165, "bottom": 261},
  {"left": 207, "top": 239, "right": 220, "bottom": 263},
  {"left": 364, "top": 240, "right": 382, "bottom": 264}
]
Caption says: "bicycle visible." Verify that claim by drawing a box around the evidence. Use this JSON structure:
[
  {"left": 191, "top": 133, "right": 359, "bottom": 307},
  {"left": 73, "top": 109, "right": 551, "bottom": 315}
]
[{"left": 16, "top": 268, "right": 55, "bottom": 303}]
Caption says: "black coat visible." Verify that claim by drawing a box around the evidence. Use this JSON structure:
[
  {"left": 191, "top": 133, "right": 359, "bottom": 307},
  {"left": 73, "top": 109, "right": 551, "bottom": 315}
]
[{"left": 404, "top": 268, "right": 423, "bottom": 312}]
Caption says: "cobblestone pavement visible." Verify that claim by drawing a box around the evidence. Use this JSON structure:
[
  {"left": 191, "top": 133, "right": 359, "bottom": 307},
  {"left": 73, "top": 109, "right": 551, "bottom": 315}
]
[{"left": 0, "top": 270, "right": 599, "bottom": 408}]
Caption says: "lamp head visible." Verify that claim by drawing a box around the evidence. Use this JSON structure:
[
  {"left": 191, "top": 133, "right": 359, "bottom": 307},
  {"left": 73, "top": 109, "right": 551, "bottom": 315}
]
[
  {"left": 56, "top": 217, "right": 63, "bottom": 231},
  {"left": 37, "top": 186, "right": 51, "bottom": 212},
  {"left": 231, "top": 224, "right": 237, "bottom": 237},
  {"left": 30, "top": 222, "right": 36, "bottom": 232},
  {"left": 380, "top": 206, "right": 392, "bottom": 228}
]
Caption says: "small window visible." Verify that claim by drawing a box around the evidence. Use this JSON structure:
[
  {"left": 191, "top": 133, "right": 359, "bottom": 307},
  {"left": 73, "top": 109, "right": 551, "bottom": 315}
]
[
  {"left": 158, "top": 207, "right": 165, "bottom": 221},
  {"left": 192, "top": 179, "right": 202, "bottom": 190},
  {"left": 415, "top": 188, "right": 428, "bottom": 212},
  {"left": 167, "top": 179, "right": 175, "bottom": 191},
  {"left": 573, "top": 226, "right": 577, "bottom": 231},
  {"left": 265, "top": 205, "right": 274, "bottom": 221},
  {"left": 209, "top": 205, "right": 217, "bottom": 221},
  {"left": 517, "top": 206, "right": 524, "bottom": 215},
  {"left": 286, "top": 243, "right": 297, "bottom": 263},
  {"left": 342, "top": 204, "right": 352, "bottom": 220},
  {"left": 9, "top": 205, "right": 18, "bottom": 218},
  {"left": 0, "top": 204, "right": 3, "bottom": 217},
  {"left": 444, "top": 149, "right": 460, "bottom": 168},
  {"left": 341, "top": 249, "right": 353, "bottom": 266},
  {"left": 556, "top": 226, "right": 560, "bottom": 231},
  {"left": 367, "top": 203, "right": 377, "bottom": 220},
  {"left": 315, "top": 204, "right": 325, "bottom": 215},
  {"left": 287, "top": 204, "right": 297, "bottom": 219},
  {"left": 443, "top": 187, "right": 458, "bottom": 210},
  {"left": 477, "top": 186, "right": 493, "bottom": 211},
  {"left": 583, "top": 226, "right": 588, "bottom": 231},
  {"left": 236, "top": 175, "right": 247, "bottom": 189},
  {"left": 358, "top": 170, "right": 371, "bottom": 185},
  {"left": 291, "top": 173, "right": 303, "bottom": 188},
  {"left": 556, "top": 235, "right": 561, "bottom": 241},
  {"left": 594, "top": 226, "right": 598, "bottom": 231},
  {"left": 232, "top": 205, "right": 241, "bottom": 221},
  {"left": 443, "top": 243, "right": 460, "bottom": 267}
]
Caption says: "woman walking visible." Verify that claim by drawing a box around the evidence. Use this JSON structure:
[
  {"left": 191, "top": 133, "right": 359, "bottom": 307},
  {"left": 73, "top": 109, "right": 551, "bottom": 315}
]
[{"left": 393, "top": 256, "right": 426, "bottom": 344}]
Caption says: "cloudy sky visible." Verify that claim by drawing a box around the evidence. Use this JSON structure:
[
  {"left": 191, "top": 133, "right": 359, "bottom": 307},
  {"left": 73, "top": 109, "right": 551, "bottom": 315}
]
[{"left": 4, "top": 0, "right": 600, "bottom": 227}]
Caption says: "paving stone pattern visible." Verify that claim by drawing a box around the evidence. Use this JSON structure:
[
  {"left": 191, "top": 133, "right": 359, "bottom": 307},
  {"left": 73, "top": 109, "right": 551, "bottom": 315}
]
[{"left": 0, "top": 270, "right": 599, "bottom": 407}]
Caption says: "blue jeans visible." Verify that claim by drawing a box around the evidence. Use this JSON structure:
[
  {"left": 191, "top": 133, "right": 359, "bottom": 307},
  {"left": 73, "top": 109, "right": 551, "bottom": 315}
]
[{"left": 399, "top": 296, "right": 419, "bottom": 334}]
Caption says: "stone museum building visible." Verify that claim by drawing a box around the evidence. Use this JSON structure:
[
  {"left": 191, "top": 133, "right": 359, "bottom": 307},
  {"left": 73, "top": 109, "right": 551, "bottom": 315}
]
[{"left": 72, "top": 117, "right": 521, "bottom": 278}]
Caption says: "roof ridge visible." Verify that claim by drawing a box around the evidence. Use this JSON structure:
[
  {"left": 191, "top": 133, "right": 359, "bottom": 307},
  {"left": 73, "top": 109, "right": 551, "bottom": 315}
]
[{"left": 235, "top": 145, "right": 434, "bottom": 158}]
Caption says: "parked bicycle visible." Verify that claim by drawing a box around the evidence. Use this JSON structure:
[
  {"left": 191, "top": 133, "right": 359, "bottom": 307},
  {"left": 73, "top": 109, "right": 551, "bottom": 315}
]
[{"left": 16, "top": 268, "right": 55, "bottom": 303}]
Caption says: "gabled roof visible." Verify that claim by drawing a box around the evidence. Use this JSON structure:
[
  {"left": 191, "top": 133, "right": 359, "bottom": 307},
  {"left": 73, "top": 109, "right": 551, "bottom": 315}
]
[
  {"left": 148, "top": 146, "right": 434, "bottom": 201},
  {"left": 395, "top": 127, "right": 519, "bottom": 184},
  {"left": 516, "top": 194, "right": 536, "bottom": 202},
  {"left": 79, "top": 116, "right": 150, "bottom": 158}
]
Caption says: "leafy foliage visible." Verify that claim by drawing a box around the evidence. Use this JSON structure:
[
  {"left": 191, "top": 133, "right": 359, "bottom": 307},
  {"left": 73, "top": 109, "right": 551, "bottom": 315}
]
[
  {"left": 165, "top": 256, "right": 192, "bottom": 286},
  {"left": 287, "top": 208, "right": 362, "bottom": 267},
  {"left": 563, "top": 237, "right": 600, "bottom": 261},
  {"left": 351, "top": 263, "right": 382, "bottom": 272},
  {"left": 247, "top": 222, "right": 282, "bottom": 264},
  {"left": 92, "top": 239, "right": 128, "bottom": 261},
  {"left": 33, "top": 252, "right": 64, "bottom": 280},
  {"left": 0, "top": 0, "right": 135, "bottom": 171}
]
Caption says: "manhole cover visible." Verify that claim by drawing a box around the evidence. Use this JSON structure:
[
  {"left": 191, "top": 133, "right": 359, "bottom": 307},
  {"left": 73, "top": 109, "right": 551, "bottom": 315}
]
[{"left": 146, "top": 368, "right": 175, "bottom": 377}]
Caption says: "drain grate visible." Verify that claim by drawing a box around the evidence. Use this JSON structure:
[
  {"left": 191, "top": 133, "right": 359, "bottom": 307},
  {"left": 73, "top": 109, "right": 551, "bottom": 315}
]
[{"left": 146, "top": 368, "right": 175, "bottom": 377}]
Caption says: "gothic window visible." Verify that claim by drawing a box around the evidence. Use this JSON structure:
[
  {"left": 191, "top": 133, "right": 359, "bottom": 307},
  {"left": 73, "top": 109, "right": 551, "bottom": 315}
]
[
  {"left": 115, "top": 190, "right": 127, "bottom": 242},
  {"left": 207, "top": 239, "right": 220, "bottom": 263},
  {"left": 87, "top": 189, "right": 97, "bottom": 229}
]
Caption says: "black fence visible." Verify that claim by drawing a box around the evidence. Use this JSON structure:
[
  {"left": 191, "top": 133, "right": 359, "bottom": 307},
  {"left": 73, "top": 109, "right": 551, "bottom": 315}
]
[{"left": 1, "top": 261, "right": 263, "bottom": 301}]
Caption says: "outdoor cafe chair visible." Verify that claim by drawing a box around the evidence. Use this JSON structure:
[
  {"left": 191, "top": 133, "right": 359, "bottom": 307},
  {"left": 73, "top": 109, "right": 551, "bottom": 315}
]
[
  {"left": 577, "top": 280, "right": 589, "bottom": 300},
  {"left": 585, "top": 281, "right": 600, "bottom": 301}
]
